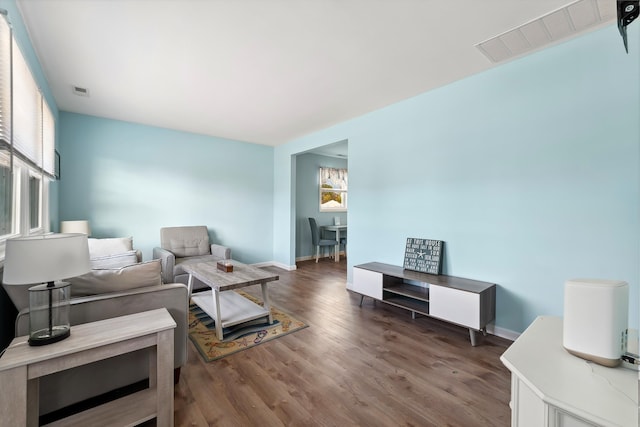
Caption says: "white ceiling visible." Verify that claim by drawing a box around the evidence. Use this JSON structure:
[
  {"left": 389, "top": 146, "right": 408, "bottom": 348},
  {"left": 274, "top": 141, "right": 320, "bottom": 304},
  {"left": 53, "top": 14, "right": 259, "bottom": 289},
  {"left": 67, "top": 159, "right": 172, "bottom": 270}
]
[{"left": 15, "top": 0, "right": 615, "bottom": 146}]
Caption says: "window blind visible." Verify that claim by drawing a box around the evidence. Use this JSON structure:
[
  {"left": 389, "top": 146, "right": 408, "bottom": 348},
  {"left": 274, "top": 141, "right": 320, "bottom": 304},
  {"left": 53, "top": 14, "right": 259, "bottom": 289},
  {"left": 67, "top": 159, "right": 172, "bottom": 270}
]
[
  {"left": 0, "top": 12, "right": 55, "bottom": 178},
  {"left": 0, "top": 15, "right": 11, "bottom": 148},
  {"left": 13, "top": 37, "right": 43, "bottom": 170}
]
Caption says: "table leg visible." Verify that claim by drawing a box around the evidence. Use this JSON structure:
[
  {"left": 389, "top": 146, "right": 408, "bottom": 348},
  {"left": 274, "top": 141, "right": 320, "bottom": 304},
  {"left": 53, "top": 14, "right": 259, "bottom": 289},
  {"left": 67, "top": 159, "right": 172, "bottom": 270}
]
[
  {"left": 156, "top": 329, "right": 174, "bottom": 427},
  {"left": 261, "top": 282, "right": 273, "bottom": 324},
  {"left": 0, "top": 367, "right": 30, "bottom": 426},
  {"left": 334, "top": 229, "right": 341, "bottom": 262},
  {"left": 213, "top": 289, "right": 224, "bottom": 341},
  {"left": 469, "top": 328, "right": 479, "bottom": 347},
  {"left": 187, "top": 274, "right": 193, "bottom": 298}
]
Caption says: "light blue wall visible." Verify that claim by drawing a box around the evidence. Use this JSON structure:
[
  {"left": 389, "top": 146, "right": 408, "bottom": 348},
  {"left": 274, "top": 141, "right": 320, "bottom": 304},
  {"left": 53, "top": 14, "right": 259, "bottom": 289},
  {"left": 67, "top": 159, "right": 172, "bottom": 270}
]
[
  {"left": 59, "top": 112, "right": 274, "bottom": 263},
  {"left": 274, "top": 25, "right": 640, "bottom": 334},
  {"left": 295, "top": 153, "right": 348, "bottom": 258}
]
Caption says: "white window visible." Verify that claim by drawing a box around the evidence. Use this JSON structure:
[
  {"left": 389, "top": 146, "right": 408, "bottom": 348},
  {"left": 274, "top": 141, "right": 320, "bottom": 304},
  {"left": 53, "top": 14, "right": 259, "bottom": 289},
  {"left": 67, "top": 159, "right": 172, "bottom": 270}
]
[
  {"left": 319, "top": 167, "right": 348, "bottom": 212},
  {"left": 0, "top": 13, "right": 55, "bottom": 256}
]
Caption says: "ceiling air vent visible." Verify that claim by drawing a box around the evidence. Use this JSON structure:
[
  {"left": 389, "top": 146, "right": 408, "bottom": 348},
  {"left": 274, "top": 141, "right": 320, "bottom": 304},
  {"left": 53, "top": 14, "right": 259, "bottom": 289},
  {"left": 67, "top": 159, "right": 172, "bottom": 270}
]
[
  {"left": 72, "top": 86, "right": 90, "bottom": 97},
  {"left": 476, "top": 0, "right": 616, "bottom": 63}
]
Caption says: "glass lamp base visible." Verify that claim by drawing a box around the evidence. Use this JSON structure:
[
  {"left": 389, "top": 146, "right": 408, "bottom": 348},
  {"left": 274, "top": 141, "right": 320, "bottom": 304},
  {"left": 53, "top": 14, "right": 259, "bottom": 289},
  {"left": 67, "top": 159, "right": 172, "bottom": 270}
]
[
  {"left": 28, "top": 281, "right": 71, "bottom": 346},
  {"left": 28, "top": 325, "right": 71, "bottom": 346}
]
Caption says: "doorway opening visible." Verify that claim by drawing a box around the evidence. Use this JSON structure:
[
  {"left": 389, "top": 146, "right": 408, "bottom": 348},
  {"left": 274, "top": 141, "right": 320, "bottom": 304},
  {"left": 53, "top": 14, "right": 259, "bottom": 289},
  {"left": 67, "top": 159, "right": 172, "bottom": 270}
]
[{"left": 293, "top": 140, "right": 348, "bottom": 267}]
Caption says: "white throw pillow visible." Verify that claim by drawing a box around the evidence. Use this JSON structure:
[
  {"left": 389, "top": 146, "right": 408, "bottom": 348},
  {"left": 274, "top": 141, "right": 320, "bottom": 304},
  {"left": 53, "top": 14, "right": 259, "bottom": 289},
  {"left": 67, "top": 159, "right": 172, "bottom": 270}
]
[
  {"left": 87, "top": 237, "right": 133, "bottom": 258},
  {"left": 69, "top": 259, "right": 162, "bottom": 297},
  {"left": 90, "top": 250, "right": 138, "bottom": 269}
]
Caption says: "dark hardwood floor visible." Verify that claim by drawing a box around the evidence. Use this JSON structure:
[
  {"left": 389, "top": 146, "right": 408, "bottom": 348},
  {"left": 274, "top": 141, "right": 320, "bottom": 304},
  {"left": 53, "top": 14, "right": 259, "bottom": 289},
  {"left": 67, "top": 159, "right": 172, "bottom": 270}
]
[{"left": 172, "top": 259, "right": 513, "bottom": 426}]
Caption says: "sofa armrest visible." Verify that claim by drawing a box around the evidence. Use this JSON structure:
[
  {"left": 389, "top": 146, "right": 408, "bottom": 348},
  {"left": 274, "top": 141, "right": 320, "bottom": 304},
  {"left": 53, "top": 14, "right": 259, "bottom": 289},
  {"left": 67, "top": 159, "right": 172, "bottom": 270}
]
[
  {"left": 16, "top": 283, "right": 189, "bottom": 368},
  {"left": 211, "top": 243, "right": 231, "bottom": 260},
  {"left": 153, "top": 246, "right": 176, "bottom": 284}
]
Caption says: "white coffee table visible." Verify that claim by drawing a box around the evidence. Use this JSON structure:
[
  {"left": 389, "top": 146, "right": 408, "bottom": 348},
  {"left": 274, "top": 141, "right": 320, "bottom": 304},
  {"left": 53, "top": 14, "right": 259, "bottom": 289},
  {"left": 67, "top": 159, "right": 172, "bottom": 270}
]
[{"left": 183, "top": 260, "right": 279, "bottom": 341}]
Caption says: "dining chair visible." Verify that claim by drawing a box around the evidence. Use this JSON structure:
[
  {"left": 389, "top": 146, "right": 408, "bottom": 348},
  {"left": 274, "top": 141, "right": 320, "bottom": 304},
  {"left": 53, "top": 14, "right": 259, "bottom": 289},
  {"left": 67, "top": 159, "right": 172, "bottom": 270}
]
[{"left": 308, "top": 218, "right": 337, "bottom": 263}]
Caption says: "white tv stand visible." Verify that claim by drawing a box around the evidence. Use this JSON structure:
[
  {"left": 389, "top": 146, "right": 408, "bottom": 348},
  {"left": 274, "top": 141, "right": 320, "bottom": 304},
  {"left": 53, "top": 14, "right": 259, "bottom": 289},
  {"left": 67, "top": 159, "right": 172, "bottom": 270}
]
[{"left": 350, "top": 262, "right": 496, "bottom": 346}]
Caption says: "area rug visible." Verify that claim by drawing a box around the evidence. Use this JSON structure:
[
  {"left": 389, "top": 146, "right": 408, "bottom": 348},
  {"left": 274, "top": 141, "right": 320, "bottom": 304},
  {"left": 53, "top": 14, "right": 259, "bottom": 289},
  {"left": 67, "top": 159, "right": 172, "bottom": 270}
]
[{"left": 188, "top": 291, "right": 308, "bottom": 362}]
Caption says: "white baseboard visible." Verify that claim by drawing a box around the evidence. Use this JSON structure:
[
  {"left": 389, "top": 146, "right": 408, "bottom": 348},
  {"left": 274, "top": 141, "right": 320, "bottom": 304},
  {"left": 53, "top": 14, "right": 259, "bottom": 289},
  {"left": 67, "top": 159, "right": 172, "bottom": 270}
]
[
  {"left": 250, "top": 252, "right": 345, "bottom": 271},
  {"left": 250, "top": 261, "right": 297, "bottom": 271},
  {"left": 295, "top": 251, "right": 345, "bottom": 263},
  {"left": 486, "top": 324, "right": 519, "bottom": 342}
]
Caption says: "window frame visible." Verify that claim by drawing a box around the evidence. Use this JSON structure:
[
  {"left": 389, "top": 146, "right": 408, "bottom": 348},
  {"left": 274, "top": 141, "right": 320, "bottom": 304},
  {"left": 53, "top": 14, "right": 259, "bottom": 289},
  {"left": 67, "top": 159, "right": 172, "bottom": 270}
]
[
  {"left": 319, "top": 167, "right": 348, "bottom": 212},
  {"left": 28, "top": 169, "right": 43, "bottom": 232},
  {"left": 0, "top": 13, "right": 54, "bottom": 260}
]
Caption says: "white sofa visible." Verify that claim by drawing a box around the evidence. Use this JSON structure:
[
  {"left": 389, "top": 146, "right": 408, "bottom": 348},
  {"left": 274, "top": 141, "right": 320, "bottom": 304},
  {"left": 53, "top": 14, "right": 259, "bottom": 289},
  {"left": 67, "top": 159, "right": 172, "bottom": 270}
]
[{"left": 3, "top": 237, "right": 189, "bottom": 417}]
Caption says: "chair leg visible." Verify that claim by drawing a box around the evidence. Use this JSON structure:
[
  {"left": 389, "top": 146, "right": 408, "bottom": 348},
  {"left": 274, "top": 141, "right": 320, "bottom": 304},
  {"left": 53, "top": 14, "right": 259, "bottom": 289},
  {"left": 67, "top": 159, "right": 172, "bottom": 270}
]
[{"left": 315, "top": 246, "right": 319, "bottom": 263}]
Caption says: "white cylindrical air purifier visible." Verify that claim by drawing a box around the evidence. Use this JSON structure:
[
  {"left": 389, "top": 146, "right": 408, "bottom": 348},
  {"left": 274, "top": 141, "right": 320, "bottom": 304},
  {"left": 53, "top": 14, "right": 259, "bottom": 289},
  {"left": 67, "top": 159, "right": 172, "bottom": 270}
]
[{"left": 563, "top": 279, "right": 628, "bottom": 367}]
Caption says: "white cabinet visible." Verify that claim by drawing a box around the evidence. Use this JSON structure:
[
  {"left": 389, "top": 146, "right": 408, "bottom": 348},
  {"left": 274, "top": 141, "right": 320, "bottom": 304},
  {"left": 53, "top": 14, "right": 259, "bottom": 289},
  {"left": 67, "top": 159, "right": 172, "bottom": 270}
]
[
  {"left": 351, "top": 266, "right": 383, "bottom": 300},
  {"left": 350, "top": 262, "right": 496, "bottom": 346},
  {"left": 501, "top": 316, "right": 638, "bottom": 427},
  {"left": 510, "top": 375, "right": 545, "bottom": 427},
  {"left": 430, "top": 284, "right": 481, "bottom": 329}
]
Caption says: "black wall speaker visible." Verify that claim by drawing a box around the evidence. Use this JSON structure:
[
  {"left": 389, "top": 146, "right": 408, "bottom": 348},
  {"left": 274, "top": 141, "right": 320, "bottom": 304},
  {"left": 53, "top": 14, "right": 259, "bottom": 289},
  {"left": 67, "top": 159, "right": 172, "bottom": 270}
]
[{"left": 618, "top": 0, "right": 639, "bottom": 52}]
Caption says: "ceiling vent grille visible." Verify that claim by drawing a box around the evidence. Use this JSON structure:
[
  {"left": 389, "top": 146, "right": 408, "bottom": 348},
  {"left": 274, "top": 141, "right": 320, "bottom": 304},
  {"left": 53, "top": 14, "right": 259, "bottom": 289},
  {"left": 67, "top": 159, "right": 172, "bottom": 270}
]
[
  {"left": 476, "top": 0, "right": 616, "bottom": 63},
  {"left": 72, "top": 86, "right": 90, "bottom": 97}
]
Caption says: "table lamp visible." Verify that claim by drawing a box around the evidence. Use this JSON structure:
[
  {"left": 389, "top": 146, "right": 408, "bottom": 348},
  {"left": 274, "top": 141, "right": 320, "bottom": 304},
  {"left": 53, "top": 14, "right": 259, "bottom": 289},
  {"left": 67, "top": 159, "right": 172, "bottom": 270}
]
[
  {"left": 3, "top": 234, "right": 91, "bottom": 346},
  {"left": 60, "top": 220, "right": 90, "bottom": 235}
]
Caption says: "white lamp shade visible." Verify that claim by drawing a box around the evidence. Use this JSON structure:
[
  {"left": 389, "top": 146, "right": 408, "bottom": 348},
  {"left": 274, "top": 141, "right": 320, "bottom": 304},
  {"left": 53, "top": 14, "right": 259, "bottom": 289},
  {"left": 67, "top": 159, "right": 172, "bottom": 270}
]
[
  {"left": 60, "top": 220, "right": 91, "bottom": 235},
  {"left": 3, "top": 234, "right": 91, "bottom": 285}
]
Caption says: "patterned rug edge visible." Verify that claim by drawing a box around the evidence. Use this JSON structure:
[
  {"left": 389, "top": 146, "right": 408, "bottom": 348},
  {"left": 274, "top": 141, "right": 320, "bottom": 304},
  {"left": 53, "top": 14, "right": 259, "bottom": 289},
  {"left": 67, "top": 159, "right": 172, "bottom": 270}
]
[
  {"left": 188, "top": 291, "right": 308, "bottom": 362},
  {"left": 188, "top": 322, "right": 309, "bottom": 362}
]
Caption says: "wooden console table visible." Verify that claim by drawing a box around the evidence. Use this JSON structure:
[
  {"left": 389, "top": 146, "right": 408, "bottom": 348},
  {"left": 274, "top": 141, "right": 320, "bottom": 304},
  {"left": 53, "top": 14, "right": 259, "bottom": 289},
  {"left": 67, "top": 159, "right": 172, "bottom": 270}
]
[
  {"left": 350, "top": 262, "right": 496, "bottom": 346},
  {"left": 0, "top": 308, "right": 176, "bottom": 427}
]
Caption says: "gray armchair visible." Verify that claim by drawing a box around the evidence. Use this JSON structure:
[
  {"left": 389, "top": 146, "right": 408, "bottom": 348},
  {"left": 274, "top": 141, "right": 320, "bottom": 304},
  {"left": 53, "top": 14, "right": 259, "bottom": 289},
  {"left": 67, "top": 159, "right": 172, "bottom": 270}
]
[{"left": 153, "top": 225, "right": 231, "bottom": 292}]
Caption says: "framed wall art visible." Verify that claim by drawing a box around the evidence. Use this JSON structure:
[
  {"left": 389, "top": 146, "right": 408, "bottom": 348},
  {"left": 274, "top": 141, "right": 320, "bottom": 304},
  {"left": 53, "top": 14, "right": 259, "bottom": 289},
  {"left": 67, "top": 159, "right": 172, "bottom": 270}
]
[{"left": 403, "top": 237, "right": 444, "bottom": 274}]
